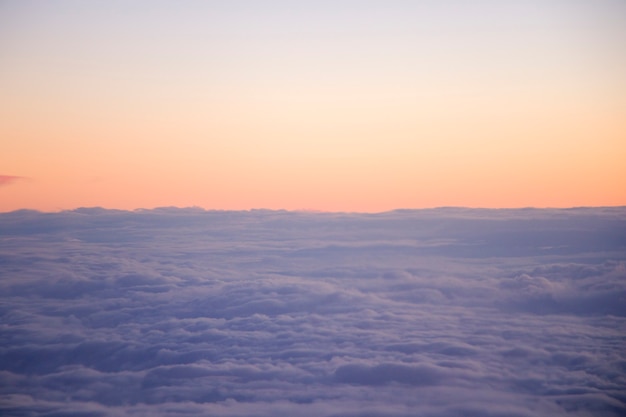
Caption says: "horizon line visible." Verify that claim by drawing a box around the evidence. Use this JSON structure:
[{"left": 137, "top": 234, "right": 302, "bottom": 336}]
[{"left": 3, "top": 204, "right": 626, "bottom": 216}]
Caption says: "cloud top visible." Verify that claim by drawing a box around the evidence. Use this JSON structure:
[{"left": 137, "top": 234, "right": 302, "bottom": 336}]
[{"left": 0, "top": 207, "right": 625, "bottom": 416}]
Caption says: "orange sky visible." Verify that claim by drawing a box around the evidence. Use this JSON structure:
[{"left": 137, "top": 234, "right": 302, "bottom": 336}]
[{"left": 1, "top": 1, "right": 625, "bottom": 212}]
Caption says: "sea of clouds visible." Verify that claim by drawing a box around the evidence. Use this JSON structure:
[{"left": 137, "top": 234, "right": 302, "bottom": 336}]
[{"left": 1, "top": 207, "right": 625, "bottom": 416}]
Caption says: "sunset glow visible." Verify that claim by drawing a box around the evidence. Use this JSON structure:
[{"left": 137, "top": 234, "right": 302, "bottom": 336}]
[{"left": 1, "top": 0, "right": 625, "bottom": 212}]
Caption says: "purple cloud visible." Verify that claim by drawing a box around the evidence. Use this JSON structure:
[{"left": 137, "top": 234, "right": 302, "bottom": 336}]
[{"left": 0, "top": 207, "right": 625, "bottom": 416}]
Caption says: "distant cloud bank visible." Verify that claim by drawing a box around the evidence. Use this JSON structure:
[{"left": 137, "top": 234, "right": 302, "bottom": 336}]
[{"left": 1, "top": 207, "right": 625, "bottom": 416}]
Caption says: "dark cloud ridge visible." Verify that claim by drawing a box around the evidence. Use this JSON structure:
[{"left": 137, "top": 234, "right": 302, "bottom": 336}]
[{"left": 1, "top": 207, "right": 625, "bottom": 416}]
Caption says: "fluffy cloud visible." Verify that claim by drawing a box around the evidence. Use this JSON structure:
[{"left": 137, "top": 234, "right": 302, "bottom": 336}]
[{"left": 0, "top": 207, "right": 625, "bottom": 416}]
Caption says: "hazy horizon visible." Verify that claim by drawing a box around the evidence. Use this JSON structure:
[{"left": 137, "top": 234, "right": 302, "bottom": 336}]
[{"left": 3, "top": 204, "right": 626, "bottom": 215}]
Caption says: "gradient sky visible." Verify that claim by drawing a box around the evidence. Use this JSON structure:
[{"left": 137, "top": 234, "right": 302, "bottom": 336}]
[{"left": 1, "top": 0, "right": 625, "bottom": 212}]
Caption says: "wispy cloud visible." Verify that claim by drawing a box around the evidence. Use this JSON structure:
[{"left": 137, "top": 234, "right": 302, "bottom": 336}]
[{"left": 0, "top": 175, "right": 24, "bottom": 187}]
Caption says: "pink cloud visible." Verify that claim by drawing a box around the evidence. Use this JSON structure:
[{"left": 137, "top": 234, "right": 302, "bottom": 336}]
[{"left": 0, "top": 175, "right": 24, "bottom": 187}]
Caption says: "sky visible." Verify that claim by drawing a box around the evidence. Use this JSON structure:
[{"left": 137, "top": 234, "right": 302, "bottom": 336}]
[
  {"left": 1, "top": 207, "right": 625, "bottom": 415},
  {"left": 1, "top": 0, "right": 625, "bottom": 212}
]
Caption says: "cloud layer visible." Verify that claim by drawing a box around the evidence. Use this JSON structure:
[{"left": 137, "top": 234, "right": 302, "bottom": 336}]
[{"left": 1, "top": 207, "right": 625, "bottom": 416}]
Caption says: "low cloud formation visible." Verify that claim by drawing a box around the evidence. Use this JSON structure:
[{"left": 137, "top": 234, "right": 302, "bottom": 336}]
[{"left": 1, "top": 207, "right": 625, "bottom": 416}]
